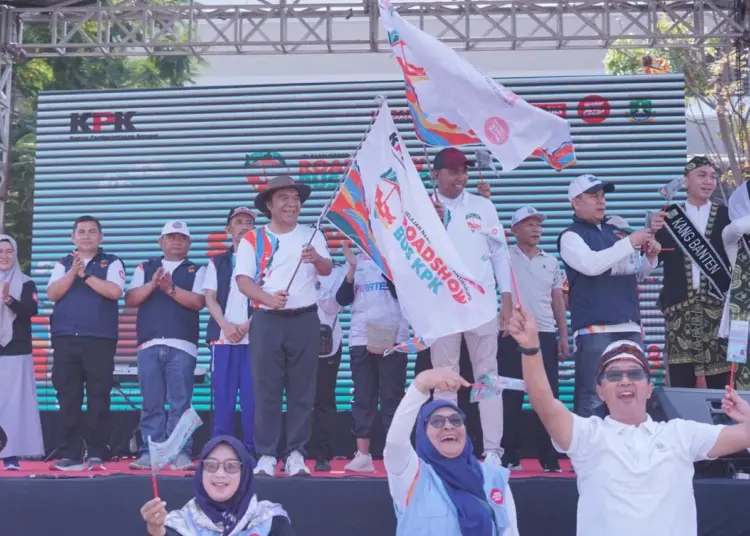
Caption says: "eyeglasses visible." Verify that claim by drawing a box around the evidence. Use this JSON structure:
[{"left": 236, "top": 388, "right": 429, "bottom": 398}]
[
  {"left": 428, "top": 413, "right": 465, "bottom": 429},
  {"left": 599, "top": 367, "right": 648, "bottom": 384},
  {"left": 202, "top": 458, "right": 242, "bottom": 474}
]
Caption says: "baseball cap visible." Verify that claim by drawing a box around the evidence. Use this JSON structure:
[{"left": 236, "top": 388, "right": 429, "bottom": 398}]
[
  {"left": 596, "top": 340, "right": 649, "bottom": 380},
  {"left": 433, "top": 148, "right": 474, "bottom": 170},
  {"left": 567, "top": 174, "right": 615, "bottom": 201},
  {"left": 511, "top": 206, "right": 546, "bottom": 227},
  {"left": 226, "top": 206, "right": 256, "bottom": 225},
  {"left": 160, "top": 220, "right": 190, "bottom": 238}
]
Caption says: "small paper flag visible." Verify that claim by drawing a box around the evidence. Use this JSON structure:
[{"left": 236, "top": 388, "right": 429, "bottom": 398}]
[
  {"left": 470, "top": 373, "right": 526, "bottom": 402},
  {"left": 659, "top": 177, "right": 685, "bottom": 200},
  {"left": 148, "top": 407, "right": 203, "bottom": 471}
]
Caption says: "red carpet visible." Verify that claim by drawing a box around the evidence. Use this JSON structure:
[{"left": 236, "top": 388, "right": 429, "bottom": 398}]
[{"left": 0, "top": 458, "right": 573, "bottom": 479}]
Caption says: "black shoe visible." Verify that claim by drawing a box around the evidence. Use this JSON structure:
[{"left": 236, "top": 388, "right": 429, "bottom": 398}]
[
  {"left": 541, "top": 459, "right": 562, "bottom": 473},
  {"left": 500, "top": 453, "right": 522, "bottom": 471},
  {"left": 314, "top": 458, "right": 331, "bottom": 472}
]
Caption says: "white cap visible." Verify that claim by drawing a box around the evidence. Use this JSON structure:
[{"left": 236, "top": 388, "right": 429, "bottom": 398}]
[
  {"left": 160, "top": 221, "right": 190, "bottom": 238},
  {"left": 567, "top": 174, "right": 615, "bottom": 201},
  {"left": 511, "top": 206, "right": 546, "bottom": 227}
]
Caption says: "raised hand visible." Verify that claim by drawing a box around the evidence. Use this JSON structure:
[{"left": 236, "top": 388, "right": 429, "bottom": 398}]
[
  {"left": 628, "top": 228, "right": 652, "bottom": 249},
  {"left": 1, "top": 281, "right": 9, "bottom": 303},
  {"left": 722, "top": 386, "right": 750, "bottom": 424},
  {"left": 477, "top": 180, "right": 491, "bottom": 199},
  {"left": 413, "top": 367, "right": 470, "bottom": 394},
  {"left": 432, "top": 196, "right": 445, "bottom": 221},
  {"left": 301, "top": 245, "right": 321, "bottom": 264},
  {"left": 140, "top": 497, "right": 168, "bottom": 536},
  {"left": 342, "top": 241, "right": 357, "bottom": 267},
  {"left": 506, "top": 305, "right": 541, "bottom": 349}
]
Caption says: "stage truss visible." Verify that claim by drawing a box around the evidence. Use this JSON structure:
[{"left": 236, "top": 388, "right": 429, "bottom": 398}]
[{"left": 0, "top": 0, "right": 748, "bottom": 228}]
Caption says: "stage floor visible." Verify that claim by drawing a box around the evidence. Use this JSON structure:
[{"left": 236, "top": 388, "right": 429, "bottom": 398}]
[
  {"left": 1, "top": 460, "right": 748, "bottom": 536},
  {"left": 0, "top": 457, "right": 573, "bottom": 479}
]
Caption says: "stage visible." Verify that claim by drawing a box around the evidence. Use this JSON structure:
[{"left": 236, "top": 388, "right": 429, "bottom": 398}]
[{"left": 1, "top": 461, "right": 749, "bottom": 536}]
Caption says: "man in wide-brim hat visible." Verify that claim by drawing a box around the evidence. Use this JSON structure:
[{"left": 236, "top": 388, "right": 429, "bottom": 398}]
[{"left": 236, "top": 175, "right": 332, "bottom": 478}]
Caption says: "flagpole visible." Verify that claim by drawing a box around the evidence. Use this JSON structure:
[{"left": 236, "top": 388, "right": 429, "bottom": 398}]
[{"left": 285, "top": 96, "right": 388, "bottom": 292}]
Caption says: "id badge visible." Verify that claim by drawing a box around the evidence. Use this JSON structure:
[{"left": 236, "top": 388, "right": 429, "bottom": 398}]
[{"left": 727, "top": 320, "right": 749, "bottom": 364}]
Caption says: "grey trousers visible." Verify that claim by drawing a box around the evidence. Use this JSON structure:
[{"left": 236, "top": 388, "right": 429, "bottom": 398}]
[{"left": 249, "top": 309, "right": 320, "bottom": 459}]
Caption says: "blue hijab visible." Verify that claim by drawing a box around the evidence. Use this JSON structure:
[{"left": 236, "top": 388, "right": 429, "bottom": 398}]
[
  {"left": 194, "top": 435, "right": 256, "bottom": 536},
  {"left": 416, "top": 400, "right": 493, "bottom": 536}
]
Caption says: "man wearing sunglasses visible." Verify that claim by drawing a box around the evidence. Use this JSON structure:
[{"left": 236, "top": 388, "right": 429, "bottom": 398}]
[{"left": 506, "top": 304, "right": 750, "bottom": 536}]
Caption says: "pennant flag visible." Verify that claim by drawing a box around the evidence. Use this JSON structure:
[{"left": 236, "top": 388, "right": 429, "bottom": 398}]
[
  {"left": 326, "top": 161, "right": 393, "bottom": 279},
  {"left": 380, "top": 0, "right": 576, "bottom": 172},
  {"left": 148, "top": 407, "right": 202, "bottom": 471},
  {"left": 659, "top": 177, "right": 686, "bottom": 200},
  {"left": 337, "top": 100, "right": 496, "bottom": 349},
  {"left": 470, "top": 373, "right": 526, "bottom": 403}
]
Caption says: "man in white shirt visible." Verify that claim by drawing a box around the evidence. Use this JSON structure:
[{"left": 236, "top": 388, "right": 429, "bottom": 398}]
[
  {"left": 429, "top": 147, "right": 513, "bottom": 465},
  {"left": 236, "top": 175, "right": 333, "bottom": 477},
  {"left": 507, "top": 304, "right": 750, "bottom": 536},
  {"left": 126, "top": 221, "right": 206, "bottom": 471},
  {"left": 655, "top": 157, "right": 732, "bottom": 388},
  {"left": 47, "top": 215, "right": 126, "bottom": 471},
  {"left": 498, "top": 206, "right": 569, "bottom": 472},
  {"left": 558, "top": 174, "right": 662, "bottom": 418},
  {"left": 203, "top": 207, "right": 256, "bottom": 453}
]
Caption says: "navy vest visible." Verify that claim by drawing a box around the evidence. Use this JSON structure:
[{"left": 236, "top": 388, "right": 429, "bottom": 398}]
[
  {"left": 557, "top": 217, "right": 641, "bottom": 332},
  {"left": 205, "top": 247, "right": 254, "bottom": 343},
  {"left": 50, "top": 249, "right": 121, "bottom": 340},
  {"left": 135, "top": 258, "right": 200, "bottom": 346}
]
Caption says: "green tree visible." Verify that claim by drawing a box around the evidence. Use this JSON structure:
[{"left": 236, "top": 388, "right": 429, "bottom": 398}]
[
  {"left": 604, "top": 23, "right": 749, "bottom": 191},
  {"left": 3, "top": 2, "right": 200, "bottom": 270}
]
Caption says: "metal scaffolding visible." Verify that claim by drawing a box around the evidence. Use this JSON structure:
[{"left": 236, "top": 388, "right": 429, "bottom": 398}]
[
  {"left": 5, "top": 0, "right": 748, "bottom": 56},
  {"left": 0, "top": 0, "right": 748, "bottom": 229}
]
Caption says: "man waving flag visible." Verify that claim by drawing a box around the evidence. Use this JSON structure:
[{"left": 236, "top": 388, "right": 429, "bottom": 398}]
[{"left": 380, "top": 0, "right": 576, "bottom": 171}]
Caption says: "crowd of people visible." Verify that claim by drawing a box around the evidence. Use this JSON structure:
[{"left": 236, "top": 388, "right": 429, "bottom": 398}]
[{"left": 1, "top": 149, "right": 750, "bottom": 535}]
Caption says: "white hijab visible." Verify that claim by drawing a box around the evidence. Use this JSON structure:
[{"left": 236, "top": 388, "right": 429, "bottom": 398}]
[
  {"left": 0, "top": 234, "right": 30, "bottom": 347},
  {"left": 728, "top": 180, "right": 750, "bottom": 222}
]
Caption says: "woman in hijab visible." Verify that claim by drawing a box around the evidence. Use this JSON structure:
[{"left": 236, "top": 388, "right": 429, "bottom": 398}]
[
  {"left": 140, "top": 435, "right": 295, "bottom": 536},
  {"left": 0, "top": 234, "right": 44, "bottom": 471},
  {"left": 720, "top": 179, "right": 750, "bottom": 389},
  {"left": 384, "top": 367, "right": 520, "bottom": 536}
]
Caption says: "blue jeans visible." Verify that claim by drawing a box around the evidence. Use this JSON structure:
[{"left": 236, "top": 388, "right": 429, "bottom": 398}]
[
  {"left": 137, "top": 344, "right": 196, "bottom": 455},
  {"left": 573, "top": 331, "right": 643, "bottom": 418}
]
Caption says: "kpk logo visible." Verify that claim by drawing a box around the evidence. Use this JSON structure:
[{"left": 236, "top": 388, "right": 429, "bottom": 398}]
[{"left": 69, "top": 111, "right": 137, "bottom": 133}]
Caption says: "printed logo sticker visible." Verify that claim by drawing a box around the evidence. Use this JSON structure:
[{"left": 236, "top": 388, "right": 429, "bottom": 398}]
[
  {"left": 577, "top": 95, "right": 610, "bottom": 124},
  {"left": 490, "top": 488, "right": 504, "bottom": 505}
]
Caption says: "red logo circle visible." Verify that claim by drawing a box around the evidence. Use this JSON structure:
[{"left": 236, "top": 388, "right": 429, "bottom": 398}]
[
  {"left": 647, "top": 345, "right": 661, "bottom": 360},
  {"left": 483, "top": 117, "right": 510, "bottom": 145},
  {"left": 490, "top": 488, "right": 504, "bottom": 505},
  {"left": 577, "top": 95, "right": 610, "bottom": 124}
]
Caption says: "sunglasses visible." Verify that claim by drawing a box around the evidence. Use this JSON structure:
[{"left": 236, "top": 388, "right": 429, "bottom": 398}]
[
  {"left": 428, "top": 413, "right": 465, "bottom": 429},
  {"left": 599, "top": 367, "right": 648, "bottom": 384},
  {"left": 202, "top": 458, "right": 242, "bottom": 474}
]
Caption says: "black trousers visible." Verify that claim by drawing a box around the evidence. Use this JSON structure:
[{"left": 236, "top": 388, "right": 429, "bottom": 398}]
[
  {"left": 349, "top": 346, "right": 408, "bottom": 439},
  {"left": 669, "top": 363, "right": 730, "bottom": 390},
  {"left": 50, "top": 335, "right": 117, "bottom": 461},
  {"left": 249, "top": 309, "right": 320, "bottom": 459},
  {"left": 498, "top": 331, "right": 559, "bottom": 464},
  {"left": 308, "top": 347, "right": 342, "bottom": 460}
]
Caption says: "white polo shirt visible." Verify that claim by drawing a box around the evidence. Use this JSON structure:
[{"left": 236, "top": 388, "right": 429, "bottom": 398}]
[
  {"left": 557, "top": 414, "right": 724, "bottom": 536},
  {"left": 508, "top": 245, "right": 564, "bottom": 333},
  {"left": 202, "top": 253, "right": 250, "bottom": 345},
  {"left": 235, "top": 223, "right": 331, "bottom": 310},
  {"left": 438, "top": 190, "right": 512, "bottom": 316}
]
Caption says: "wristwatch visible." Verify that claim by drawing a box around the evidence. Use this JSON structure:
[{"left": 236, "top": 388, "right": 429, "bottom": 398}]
[
  {"left": 167, "top": 284, "right": 177, "bottom": 297},
  {"left": 518, "top": 345, "right": 540, "bottom": 356},
  {"left": 82, "top": 273, "right": 91, "bottom": 282}
]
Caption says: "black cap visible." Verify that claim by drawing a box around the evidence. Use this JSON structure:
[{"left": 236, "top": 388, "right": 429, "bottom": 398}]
[
  {"left": 226, "top": 206, "right": 256, "bottom": 225},
  {"left": 685, "top": 156, "right": 719, "bottom": 175}
]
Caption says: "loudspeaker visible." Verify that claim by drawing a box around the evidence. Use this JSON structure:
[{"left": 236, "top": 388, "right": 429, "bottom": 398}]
[{"left": 648, "top": 387, "right": 750, "bottom": 478}]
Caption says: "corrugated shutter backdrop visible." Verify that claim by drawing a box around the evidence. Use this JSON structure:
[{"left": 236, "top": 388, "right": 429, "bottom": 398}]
[{"left": 31, "top": 73, "right": 686, "bottom": 411}]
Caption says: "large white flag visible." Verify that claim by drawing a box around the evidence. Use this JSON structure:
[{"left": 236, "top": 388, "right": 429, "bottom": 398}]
[
  {"left": 355, "top": 101, "right": 496, "bottom": 346},
  {"left": 379, "top": 0, "right": 576, "bottom": 172}
]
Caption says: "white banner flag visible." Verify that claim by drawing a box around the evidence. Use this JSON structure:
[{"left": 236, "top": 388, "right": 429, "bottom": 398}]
[
  {"left": 148, "top": 407, "right": 202, "bottom": 471},
  {"left": 356, "top": 101, "right": 496, "bottom": 344},
  {"left": 379, "top": 0, "right": 576, "bottom": 172}
]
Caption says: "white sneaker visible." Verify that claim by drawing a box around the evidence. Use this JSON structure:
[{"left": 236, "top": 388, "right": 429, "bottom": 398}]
[
  {"left": 344, "top": 451, "right": 375, "bottom": 473},
  {"left": 484, "top": 451, "right": 504, "bottom": 467},
  {"left": 253, "top": 456, "right": 277, "bottom": 476},
  {"left": 285, "top": 451, "right": 310, "bottom": 477}
]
